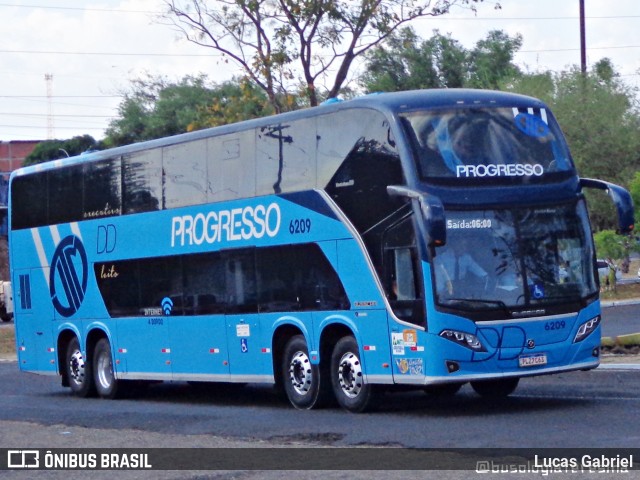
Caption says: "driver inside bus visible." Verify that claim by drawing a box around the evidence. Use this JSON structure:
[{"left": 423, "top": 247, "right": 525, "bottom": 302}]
[
  {"left": 451, "top": 121, "right": 486, "bottom": 166},
  {"left": 434, "top": 235, "right": 488, "bottom": 296}
]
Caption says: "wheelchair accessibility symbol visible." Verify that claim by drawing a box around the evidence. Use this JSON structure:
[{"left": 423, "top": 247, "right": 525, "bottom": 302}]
[
  {"left": 50, "top": 235, "right": 88, "bottom": 317},
  {"left": 240, "top": 338, "right": 248, "bottom": 353}
]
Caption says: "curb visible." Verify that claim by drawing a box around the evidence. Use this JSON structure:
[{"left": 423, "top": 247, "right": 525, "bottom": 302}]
[
  {"left": 601, "top": 297, "right": 640, "bottom": 349},
  {"left": 601, "top": 298, "right": 640, "bottom": 308}
]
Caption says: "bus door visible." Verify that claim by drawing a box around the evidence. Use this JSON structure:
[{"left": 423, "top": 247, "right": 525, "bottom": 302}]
[
  {"left": 13, "top": 268, "right": 56, "bottom": 373},
  {"left": 169, "top": 252, "right": 230, "bottom": 380},
  {"left": 223, "top": 252, "right": 267, "bottom": 380},
  {"left": 380, "top": 216, "right": 428, "bottom": 383}
]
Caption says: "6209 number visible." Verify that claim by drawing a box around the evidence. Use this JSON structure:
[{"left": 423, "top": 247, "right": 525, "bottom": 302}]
[
  {"left": 544, "top": 320, "right": 566, "bottom": 331},
  {"left": 289, "top": 218, "right": 311, "bottom": 234}
]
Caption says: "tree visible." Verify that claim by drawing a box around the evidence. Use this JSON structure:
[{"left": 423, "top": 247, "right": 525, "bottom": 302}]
[
  {"left": 360, "top": 28, "right": 520, "bottom": 92},
  {"left": 630, "top": 171, "right": 640, "bottom": 227},
  {"left": 467, "top": 29, "right": 522, "bottom": 89},
  {"left": 162, "top": 0, "right": 497, "bottom": 112},
  {"left": 361, "top": 28, "right": 466, "bottom": 91},
  {"left": 104, "top": 74, "right": 274, "bottom": 147},
  {"left": 507, "top": 60, "right": 640, "bottom": 231},
  {"left": 23, "top": 135, "right": 102, "bottom": 166},
  {"left": 105, "top": 74, "right": 219, "bottom": 147},
  {"left": 189, "top": 78, "right": 274, "bottom": 129}
]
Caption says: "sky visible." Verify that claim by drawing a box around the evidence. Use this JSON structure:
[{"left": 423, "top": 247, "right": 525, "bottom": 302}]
[{"left": 0, "top": 0, "right": 638, "bottom": 142}]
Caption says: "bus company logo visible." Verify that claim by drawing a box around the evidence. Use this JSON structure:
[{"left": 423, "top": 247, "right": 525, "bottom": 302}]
[
  {"left": 456, "top": 163, "right": 544, "bottom": 178},
  {"left": 49, "top": 235, "right": 88, "bottom": 318},
  {"left": 171, "top": 202, "right": 281, "bottom": 247}
]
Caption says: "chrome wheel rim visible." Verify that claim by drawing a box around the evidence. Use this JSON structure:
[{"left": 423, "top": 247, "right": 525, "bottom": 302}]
[
  {"left": 288, "top": 350, "right": 313, "bottom": 396},
  {"left": 69, "top": 349, "right": 86, "bottom": 385},
  {"left": 337, "top": 352, "right": 363, "bottom": 398}
]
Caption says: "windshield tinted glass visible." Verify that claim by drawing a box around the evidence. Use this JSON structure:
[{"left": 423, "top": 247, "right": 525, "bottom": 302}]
[
  {"left": 401, "top": 107, "right": 574, "bottom": 181},
  {"left": 432, "top": 201, "right": 596, "bottom": 317}
]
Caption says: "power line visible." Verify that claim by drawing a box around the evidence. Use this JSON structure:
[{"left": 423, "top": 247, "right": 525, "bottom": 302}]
[
  {"left": 0, "top": 124, "right": 105, "bottom": 130},
  {"left": 0, "top": 95, "right": 123, "bottom": 98},
  {"left": 1, "top": 2, "right": 639, "bottom": 20},
  {"left": 0, "top": 3, "right": 156, "bottom": 14},
  {"left": 0, "top": 49, "right": 216, "bottom": 57},
  {"left": 0, "top": 112, "right": 113, "bottom": 118}
]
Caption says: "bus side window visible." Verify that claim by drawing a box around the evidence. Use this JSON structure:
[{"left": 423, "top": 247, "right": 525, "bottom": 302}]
[
  {"left": 257, "top": 244, "right": 349, "bottom": 313},
  {"left": 225, "top": 251, "right": 258, "bottom": 314},
  {"left": 138, "top": 257, "right": 183, "bottom": 316},
  {"left": 122, "top": 150, "right": 162, "bottom": 214},
  {"left": 182, "top": 252, "right": 226, "bottom": 315}
]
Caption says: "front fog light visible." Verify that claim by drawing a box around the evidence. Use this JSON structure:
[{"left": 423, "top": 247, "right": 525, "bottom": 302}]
[
  {"left": 440, "top": 329, "right": 487, "bottom": 352},
  {"left": 574, "top": 315, "right": 601, "bottom": 343}
]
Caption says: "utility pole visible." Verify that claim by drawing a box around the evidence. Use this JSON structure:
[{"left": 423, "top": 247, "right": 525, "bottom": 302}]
[
  {"left": 579, "top": 0, "right": 587, "bottom": 75},
  {"left": 45, "top": 73, "right": 54, "bottom": 139}
]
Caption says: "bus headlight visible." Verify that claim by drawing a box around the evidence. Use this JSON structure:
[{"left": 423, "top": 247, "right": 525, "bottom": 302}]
[
  {"left": 439, "top": 329, "right": 487, "bottom": 352},
  {"left": 574, "top": 315, "right": 600, "bottom": 343}
]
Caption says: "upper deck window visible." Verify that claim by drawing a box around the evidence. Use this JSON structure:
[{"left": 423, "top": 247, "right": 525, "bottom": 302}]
[{"left": 401, "top": 107, "right": 574, "bottom": 182}]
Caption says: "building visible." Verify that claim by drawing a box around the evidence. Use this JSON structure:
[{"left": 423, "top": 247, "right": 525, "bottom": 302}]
[
  {"left": 0, "top": 140, "right": 41, "bottom": 171},
  {"left": 0, "top": 140, "right": 40, "bottom": 279}
]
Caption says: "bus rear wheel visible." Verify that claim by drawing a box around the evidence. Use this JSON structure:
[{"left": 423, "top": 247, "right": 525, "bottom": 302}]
[
  {"left": 65, "top": 337, "right": 95, "bottom": 397},
  {"left": 471, "top": 378, "right": 519, "bottom": 398},
  {"left": 93, "top": 338, "right": 121, "bottom": 399},
  {"left": 282, "top": 335, "right": 324, "bottom": 410},
  {"left": 330, "top": 336, "right": 374, "bottom": 413}
]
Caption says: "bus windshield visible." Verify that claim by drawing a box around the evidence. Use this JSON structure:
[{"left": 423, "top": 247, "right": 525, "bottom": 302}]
[
  {"left": 401, "top": 107, "right": 574, "bottom": 181},
  {"left": 433, "top": 200, "right": 597, "bottom": 316}
]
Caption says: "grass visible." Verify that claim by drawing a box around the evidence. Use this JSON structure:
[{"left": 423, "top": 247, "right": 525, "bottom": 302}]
[
  {"left": 599, "top": 280, "right": 640, "bottom": 301},
  {"left": 0, "top": 324, "right": 15, "bottom": 356}
]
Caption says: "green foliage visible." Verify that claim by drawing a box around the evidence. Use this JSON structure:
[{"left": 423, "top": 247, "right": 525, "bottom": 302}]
[
  {"left": 23, "top": 135, "right": 102, "bottom": 166},
  {"left": 104, "top": 75, "right": 274, "bottom": 147},
  {"left": 361, "top": 28, "right": 521, "bottom": 92},
  {"left": 104, "top": 74, "right": 219, "bottom": 147},
  {"left": 467, "top": 30, "right": 522, "bottom": 89},
  {"left": 629, "top": 171, "right": 640, "bottom": 228},
  {"left": 190, "top": 79, "right": 274, "bottom": 129},
  {"left": 594, "top": 230, "right": 628, "bottom": 261}
]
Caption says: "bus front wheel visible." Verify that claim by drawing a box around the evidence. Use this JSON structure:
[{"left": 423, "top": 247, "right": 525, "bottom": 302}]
[
  {"left": 93, "top": 338, "right": 121, "bottom": 399},
  {"left": 65, "top": 337, "right": 95, "bottom": 397},
  {"left": 282, "top": 335, "right": 324, "bottom": 410},
  {"left": 330, "top": 336, "right": 374, "bottom": 413},
  {"left": 471, "top": 378, "right": 519, "bottom": 398}
]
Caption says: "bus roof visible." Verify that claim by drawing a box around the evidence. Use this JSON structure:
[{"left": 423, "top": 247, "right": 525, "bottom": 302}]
[{"left": 10, "top": 88, "right": 547, "bottom": 179}]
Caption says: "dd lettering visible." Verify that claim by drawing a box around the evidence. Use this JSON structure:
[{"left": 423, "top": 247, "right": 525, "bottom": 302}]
[{"left": 97, "top": 225, "right": 117, "bottom": 254}]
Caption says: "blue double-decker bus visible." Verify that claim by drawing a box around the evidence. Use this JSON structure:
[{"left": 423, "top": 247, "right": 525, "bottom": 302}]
[{"left": 9, "top": 89, "right": 634, "bottom": 412}]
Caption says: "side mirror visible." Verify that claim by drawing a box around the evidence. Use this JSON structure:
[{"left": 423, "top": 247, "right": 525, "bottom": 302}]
[
  {"left": 387, "top": 185, "right": 446, "bottom": 247},
  {"left": 580, "top": 178, "right": 635, "bottom": 234}
]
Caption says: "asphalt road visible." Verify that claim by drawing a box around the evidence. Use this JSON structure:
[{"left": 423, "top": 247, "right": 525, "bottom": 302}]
[
  {"left": 2, "top": 302, "right": 640, "bottom": 479},
  {"left": 601, "top": 301, "right": 640, "bottom": 338}
]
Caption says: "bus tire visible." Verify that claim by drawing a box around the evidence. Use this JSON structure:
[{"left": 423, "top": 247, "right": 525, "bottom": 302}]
[
  {"left": 282, "top": 335, "right": 324, "bottom": 410},
  {"left": 330, "top": 336, "right": 374, "bottom": 413},
  {"left": 93, "top": 338, "right": 121, "bottom": 399},
  {"left": 65, "top": 337, "right": 95, "bottom": 397},
  {"left": 471, "top": 377, "right": 519, "bottom": 398}
]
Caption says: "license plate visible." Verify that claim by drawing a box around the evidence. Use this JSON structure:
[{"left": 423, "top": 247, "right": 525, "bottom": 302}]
[{"left": 518, "top": 353, "right": 547, "bottom": 368}]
